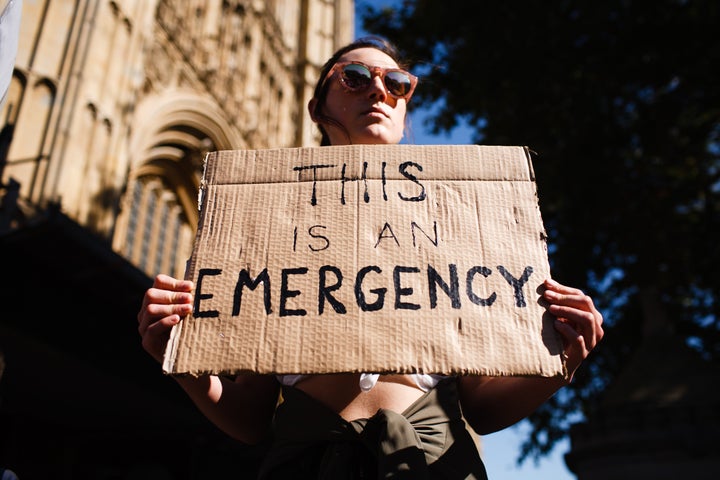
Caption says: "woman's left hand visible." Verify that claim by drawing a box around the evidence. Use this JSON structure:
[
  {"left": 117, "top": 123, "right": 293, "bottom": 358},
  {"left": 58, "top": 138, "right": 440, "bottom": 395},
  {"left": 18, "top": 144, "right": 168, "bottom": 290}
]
[{"left": 542, "top": 278, "right": 604, "bottom": 382}]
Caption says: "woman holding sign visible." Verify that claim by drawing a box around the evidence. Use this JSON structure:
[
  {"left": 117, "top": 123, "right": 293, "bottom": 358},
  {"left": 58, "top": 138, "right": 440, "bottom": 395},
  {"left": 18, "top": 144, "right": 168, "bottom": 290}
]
[{"left": 137, "top": 36, "right": 604, "bottom": 479}]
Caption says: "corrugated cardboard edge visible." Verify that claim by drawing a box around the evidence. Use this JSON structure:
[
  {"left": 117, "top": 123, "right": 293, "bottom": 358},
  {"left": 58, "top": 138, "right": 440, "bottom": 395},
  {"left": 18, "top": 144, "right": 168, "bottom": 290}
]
[
  {"left": 520, "top": 145, "right": 568, "bottom": 380},
  {"left": 162, "top": 152, "right": 211, "bottom": 376}
]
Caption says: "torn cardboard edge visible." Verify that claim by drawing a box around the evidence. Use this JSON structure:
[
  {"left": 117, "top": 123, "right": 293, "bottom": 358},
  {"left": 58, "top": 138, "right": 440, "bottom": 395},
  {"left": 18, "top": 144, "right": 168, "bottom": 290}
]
[{"left": 163, "top": 144, "right": 567, "bottom": 380}]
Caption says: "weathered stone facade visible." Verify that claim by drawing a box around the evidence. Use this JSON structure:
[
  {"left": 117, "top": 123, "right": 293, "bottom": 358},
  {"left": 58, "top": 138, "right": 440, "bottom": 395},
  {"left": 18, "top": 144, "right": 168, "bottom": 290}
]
[
  {"left": 1, "top": 0, "right": 352, "bottom": 278},
  {"left": 0, "top": 2, "right": 353, "bottom": 477}
]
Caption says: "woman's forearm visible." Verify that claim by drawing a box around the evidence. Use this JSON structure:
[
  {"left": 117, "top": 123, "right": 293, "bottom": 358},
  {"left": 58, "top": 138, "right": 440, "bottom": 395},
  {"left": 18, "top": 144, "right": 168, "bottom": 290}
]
[
  {"left": 458, "top": 375, "right": 568, "bottom": 435},
  {"left": 174, "top": 373, "right": 280, "bottom": 444}
]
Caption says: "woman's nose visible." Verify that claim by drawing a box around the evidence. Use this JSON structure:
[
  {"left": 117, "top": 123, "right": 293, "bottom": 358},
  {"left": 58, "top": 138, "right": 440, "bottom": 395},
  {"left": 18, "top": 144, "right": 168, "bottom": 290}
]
[{"left": 366, "top": 75, "right": 388, "bottom": 101}]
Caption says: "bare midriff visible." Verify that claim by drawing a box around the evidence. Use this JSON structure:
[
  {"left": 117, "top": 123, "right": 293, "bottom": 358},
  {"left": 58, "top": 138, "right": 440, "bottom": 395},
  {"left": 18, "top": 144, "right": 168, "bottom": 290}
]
[{"left": 294, "top": 373, "right": 426, "bottom": 421}]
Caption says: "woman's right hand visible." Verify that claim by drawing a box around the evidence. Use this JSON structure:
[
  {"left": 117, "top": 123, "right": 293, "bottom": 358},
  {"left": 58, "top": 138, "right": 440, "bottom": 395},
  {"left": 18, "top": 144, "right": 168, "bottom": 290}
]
[{"left": 137, "top": 274, "right": 194, "bottom": 363}]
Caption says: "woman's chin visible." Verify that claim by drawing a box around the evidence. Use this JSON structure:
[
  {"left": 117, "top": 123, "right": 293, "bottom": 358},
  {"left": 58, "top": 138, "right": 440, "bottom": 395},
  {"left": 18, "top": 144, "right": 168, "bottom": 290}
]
[{"left": 350, "top": 127, "right": 403, "bottom": 145}]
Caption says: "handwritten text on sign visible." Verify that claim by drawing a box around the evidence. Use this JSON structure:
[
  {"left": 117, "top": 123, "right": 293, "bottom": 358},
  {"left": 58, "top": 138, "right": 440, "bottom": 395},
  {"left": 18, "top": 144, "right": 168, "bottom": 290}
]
[
  {"left": 165, "top": 145, "right": 560, "bottom": 377},
  {"left": 192, "top": 154, "right": 536, "bottom": 319}
]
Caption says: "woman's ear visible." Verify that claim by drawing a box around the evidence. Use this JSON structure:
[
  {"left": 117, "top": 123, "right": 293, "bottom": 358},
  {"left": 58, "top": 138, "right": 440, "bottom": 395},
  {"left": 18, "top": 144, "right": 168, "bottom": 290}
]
[{"left": 308, "top": 98, "right": 319, "bottom": 121}]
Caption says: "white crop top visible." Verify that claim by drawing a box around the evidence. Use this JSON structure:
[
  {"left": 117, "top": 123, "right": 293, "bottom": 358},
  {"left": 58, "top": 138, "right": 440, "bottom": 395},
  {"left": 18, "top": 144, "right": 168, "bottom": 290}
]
[{"left": 276, "top": 373, "right": 447, "bottom": 392}]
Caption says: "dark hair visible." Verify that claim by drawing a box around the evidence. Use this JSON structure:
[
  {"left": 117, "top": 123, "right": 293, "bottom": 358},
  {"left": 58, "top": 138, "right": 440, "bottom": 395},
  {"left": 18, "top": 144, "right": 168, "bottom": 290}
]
[{"left": 310, "top": 35, "right": 412, "bottom": 146}]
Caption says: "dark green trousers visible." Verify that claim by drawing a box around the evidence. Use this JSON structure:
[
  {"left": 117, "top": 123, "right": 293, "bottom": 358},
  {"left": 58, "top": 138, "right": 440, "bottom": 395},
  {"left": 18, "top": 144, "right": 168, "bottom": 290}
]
[{"left": 257, "top": 378, "right": 488, "bottom": 479}]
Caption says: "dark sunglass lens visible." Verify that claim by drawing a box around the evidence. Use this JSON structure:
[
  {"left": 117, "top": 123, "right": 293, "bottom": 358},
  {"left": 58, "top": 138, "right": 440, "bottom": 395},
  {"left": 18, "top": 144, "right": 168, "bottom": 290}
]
[
  {"left": 342, "top": 64, "right": 372, "bottom": 89},
  {"left": 385, "top": 71, "right": 412, "bottom": 96}
]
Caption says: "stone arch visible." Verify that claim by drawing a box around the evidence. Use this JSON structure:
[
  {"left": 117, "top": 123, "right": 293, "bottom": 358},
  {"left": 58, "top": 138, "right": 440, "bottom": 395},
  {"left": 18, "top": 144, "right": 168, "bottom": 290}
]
[
  {"left": 116, "top": 90, "right": 244, "bottom": 277},
  {"left": 128, "top": 90, "right": 244, "bottom": 221}
]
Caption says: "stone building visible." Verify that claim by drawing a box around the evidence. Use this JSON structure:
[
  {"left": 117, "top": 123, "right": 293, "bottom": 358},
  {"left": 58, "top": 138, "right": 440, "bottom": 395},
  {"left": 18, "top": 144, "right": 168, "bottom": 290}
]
[
  {"left": 0, "top": 0, "right": 352, "bottom": 478},
  {"left": 2, "top": 0, "right": 353, "bottom": 280}
]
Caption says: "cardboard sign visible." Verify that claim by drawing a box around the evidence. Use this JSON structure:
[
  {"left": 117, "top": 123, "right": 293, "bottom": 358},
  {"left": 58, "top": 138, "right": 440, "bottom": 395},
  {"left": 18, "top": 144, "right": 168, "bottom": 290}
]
[{"left": 163, "top": 145, "right": 566, "bottom": 378}]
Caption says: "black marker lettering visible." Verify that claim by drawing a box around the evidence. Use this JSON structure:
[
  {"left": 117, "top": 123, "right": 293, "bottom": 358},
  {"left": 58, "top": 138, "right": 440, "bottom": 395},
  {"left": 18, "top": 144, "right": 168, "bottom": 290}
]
[
  {"left": 355, "top": 265, "right": 385, "bottom": 311},
  {"left": 398, "top": 161, "right": 426, "bottom": 202},
  {"left": 497, "top": 265, "right": 533, "bottom": 307},
  {"left": 308, "top": 225, "right": 330, "bottom": 251},
  {"left": 318, "top": 265, "right": 346, "bottom": 314},
  {"left": 232, "top": 268, "right": 272, "bottom": 315},
  {"left": 394, "top": 265, "right": 421, "bottom": 310},
  {"left": 375, "top": 222, "right": 400, "bottom": 247},
  {"left": 293, "top": 164, "right": 334, "bottom": 206},
  {"left": 411, "top": 221, "right": 438, "bottom": 247},
  {"left": 381, "top": 161, "right": 388, "bottom": 200},
  {"left": 466, "top": 266, "right": 497, "bottom": 306},
  {"left": 195, "top": 268, "right": 222, "bottom": 318},
  {"left": 280, "top": 267, "right": 308, "bottom": 316},
  {"left": 428, "top": 264, "right": 461, "bottom": 309}
]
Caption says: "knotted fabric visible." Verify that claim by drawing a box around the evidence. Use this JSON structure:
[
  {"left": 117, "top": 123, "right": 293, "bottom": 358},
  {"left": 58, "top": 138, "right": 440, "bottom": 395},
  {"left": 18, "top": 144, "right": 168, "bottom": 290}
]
[{"left": 257, "top": 377, "right": 488, "bottom": 479}]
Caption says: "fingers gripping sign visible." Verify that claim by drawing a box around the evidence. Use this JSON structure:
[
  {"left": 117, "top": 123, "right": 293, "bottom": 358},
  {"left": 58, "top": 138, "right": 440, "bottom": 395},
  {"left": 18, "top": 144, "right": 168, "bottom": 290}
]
[
  {"left": 138, "top": 274, "right": 194, "bottom": 363},
  {"left": 541, "top": 278, "right": 604, "bottom": 382}
]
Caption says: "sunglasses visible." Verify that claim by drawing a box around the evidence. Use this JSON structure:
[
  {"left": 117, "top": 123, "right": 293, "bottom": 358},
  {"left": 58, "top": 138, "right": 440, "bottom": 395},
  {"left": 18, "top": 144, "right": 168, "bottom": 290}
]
[{"left": 326, "top": 61, "right": 418, "bottom": 100}]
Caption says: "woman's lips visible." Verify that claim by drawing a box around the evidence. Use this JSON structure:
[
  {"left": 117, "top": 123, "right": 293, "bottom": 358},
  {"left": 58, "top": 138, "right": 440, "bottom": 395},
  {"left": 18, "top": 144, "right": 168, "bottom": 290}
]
[{"left": 362, "top": 106, "right": 389, "bottom": 118}]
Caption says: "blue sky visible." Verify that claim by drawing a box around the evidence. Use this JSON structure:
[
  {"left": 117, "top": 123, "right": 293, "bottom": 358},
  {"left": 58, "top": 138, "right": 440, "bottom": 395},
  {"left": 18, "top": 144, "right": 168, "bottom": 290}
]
[{"left": 355, "top": 2, "right": 577, "bottom": 479}]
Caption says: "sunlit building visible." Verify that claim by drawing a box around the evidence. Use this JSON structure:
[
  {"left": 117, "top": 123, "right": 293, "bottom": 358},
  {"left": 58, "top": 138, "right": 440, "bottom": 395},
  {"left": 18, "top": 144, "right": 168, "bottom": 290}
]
[{"left": 0, "top": 1, "right": 352, "bottom": 477}]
